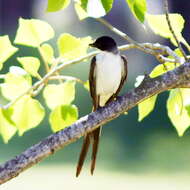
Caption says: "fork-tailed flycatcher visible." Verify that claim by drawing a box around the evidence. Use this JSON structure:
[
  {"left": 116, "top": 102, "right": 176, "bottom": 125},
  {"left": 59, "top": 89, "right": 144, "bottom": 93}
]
[{"left": 76, "top": 36, "right": 128, "bottom": 177}]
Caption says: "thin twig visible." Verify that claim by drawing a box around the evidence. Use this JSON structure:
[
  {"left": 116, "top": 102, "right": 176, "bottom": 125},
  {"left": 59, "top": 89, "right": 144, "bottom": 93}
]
[
  {"left": 96, "top": 18, "right": 155, "bottom": 55},
  {"left": 96, "top": 18, "right": 182, "bottom": 64},
  {"left": 38, "top": 47, "right": 50, "bottom": 72},
  {"left": 0, "top": 52, "right": 97, "bottom": 109},
  {"left": 0, "top": 43, "right": 181, "bottom": 109},
  {"left": 49, "top": 75, "right": 86, "bottom": 85},
  {"left": 163, "top": 0, "right": 188, "bottom": 61}
]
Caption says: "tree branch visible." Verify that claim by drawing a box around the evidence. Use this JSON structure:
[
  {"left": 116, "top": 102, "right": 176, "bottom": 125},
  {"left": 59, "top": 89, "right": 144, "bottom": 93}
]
[{"left": 0, "top": 61, "right": 190, "bottom": 185}]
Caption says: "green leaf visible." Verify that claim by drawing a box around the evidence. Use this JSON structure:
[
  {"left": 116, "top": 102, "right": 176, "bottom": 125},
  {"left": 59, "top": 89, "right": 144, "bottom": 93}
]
[
  {"left": 80, "top": 0, "right": 113, "bottom": 18},
  {"left": 146, "top": 13, "right": 185, "bottom": 46},
  {"left": 83, "top": 80, "right": 90, "bottom": 91},
  {"left": 0, "top": 35, "right": 18, "bottom": 70},
  {"left": 167, "top": 89, "right": 190, "bottom": 136},
  {"left": 74, "top": 3, "right": 88, "bottom": 20},
  {"left": 0, "top": 108, "right": 17, "bottom": 143},
  {"left": 150, "top": 62, "right": 180, "bottom": 78},
  {"left": 101, "top": 0, "right": 114, "bottom": 12},
  {"left": 11, "top": 95, "right": 45, "bottom": 136},
  {"left": 182, "top": 89, "right": 190, "bottom": 117},
  {"left": 185, "top": 105, "right": 190, "bottom": 116},
  {"left": 49, "top": 105, "right": 78, "bottom": 132},
  {"left": 46, "top": 0, "right": 70, "bottom": 12},
  {"left": 17, "top": 56, "right": 40, "bottom": 78},
  {"left": 43, "top": 81, "right": 76, "bottom": 110},
  {"left": 126, "top": 0, "right": 147, "bottom": 23},
  {"left": 40, "top": 43, "right": 54, "bottom": 64},
  {"left": 15, "top": 18, "right": 54, "bottom": 47},
  {"left": 57, "top": 33, "right": 92, "bottom": 61},
  {"left": 1, "top": 72, "right": 32, "bottom": 100},
  {"left": 138, "top": 95, "right": 158, "bottom": 121}
]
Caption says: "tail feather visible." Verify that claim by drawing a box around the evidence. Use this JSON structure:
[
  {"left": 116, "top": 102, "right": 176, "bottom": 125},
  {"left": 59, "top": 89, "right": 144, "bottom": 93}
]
[
  {"left": 76, "top": 135, "right": 91, "bottom": 177},
  {"left": 91, "top": 127, "right": 101, "bottom": 175}
]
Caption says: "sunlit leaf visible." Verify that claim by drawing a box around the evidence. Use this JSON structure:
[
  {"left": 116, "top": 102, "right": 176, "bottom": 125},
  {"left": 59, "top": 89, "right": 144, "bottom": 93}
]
[
  {"left": 0, "top": 35, "right": 18, "bottom": 70},
  {"left": 101, "top": 0, "right": 114, "bottom": 12},
  {"left": 138, "top": 95, "right": 158, "bottom": 121},
  {"left": 46, "top": 0, "right": 70, "bottom": 12},
  {"left": 1, "top": 72, "right": 32, "bottom": 100},
  {"left": 182, "top": 89, "right": 190, "bottom": 118},
  {"left": 17, "top": 57, "right": 40, "bottom": 78},
  {"left": 49, "top": 104, "right": 78, "bottom": 132},
  {"left": 80, "top": 0, "right": 113, "bottom": 18},
  {"left": 185, "top": 105, "right": 190, "bottom": 116},
  {"left": 74, "top": 3, "right": 88, "bottom": 20},
  {"left": 40, "top": 43, "right": 54, "bottom": 64},
  {"left": 83, "top": 80, "right": 90, "bottom": 91},
  {"left": 11, "top": 95, "right": 45, "bottom": 136},
  {"left": 15, "top": 18, "right": 54, "bottom": 47},
  {"left": 167, "top": 89, "right": 190, "bottom": 136},
  {"left": 146, "top": 13, "right": 185, "bottom": 46},
  {"left": 57, "top": 33, "right": 92, "bottom": 60},
  {"left": 126, "top": 0, "right": 147, "bottom": 23},
  {"left": 150, "top": 62, "right": 180, "bottom": 78},
  {"left": 0, "top": 108, "right": 16, "bottom": 143},
  {"left": 9, "top": 66, "right": 28, "bottom": 75},
  {"left": 43, "top": 81, "right": 76, "bottom": 110}
]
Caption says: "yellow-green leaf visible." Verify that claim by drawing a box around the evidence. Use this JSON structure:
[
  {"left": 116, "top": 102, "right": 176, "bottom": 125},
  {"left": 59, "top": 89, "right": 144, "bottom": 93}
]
[
  {"left": 150, "top": 62, "right": 180, "bottom": 78},
  {"left": 83, "top": 80, "right": 90, "bottom": 91},
  {"left": 11, "top": 95, "right": 45, "bottom": 136},
  {"left": 49, "top": 104, "right": 78, "bottom": 132},
  {"left": 1, "top": 72, "right": 32, "bottom": 100},
  {"left": 146, "top": 13, "right": 185, "bottom": 46},
  {"left": 43, "top": 81, "right": 75, "bottom": 110},
  {"left": 15, "top": 18, "right": 54, "bottom": 47},
  {"left": 80, "top": 0, "right": 113, "bottom": 18},
  {"left": 74, "top": 3, "right": 88, "bottom": 20},
  {"left": 46, "top": 0, "right": 70, "bottom": 12},
  {"left": 0, "top": 35, "right": 18, "bottom": 70},
  {"left": 57, "top": 33, "right": 92, "bottom": 61},
  {"left": 138, "top": 95, "right": 158, "bottom": 121},
  {"left": 167, "top": 89, "right": 190, "bottom": 136},
  {"left": 0, "top": 108, "right": 17, "bottom": 143},
  {"left": 126, "top": 0, "right": 147, "bottom": 23},
  {"left": 17, "top": 56, "right": 40, "bottom": 77},
  {"left": 40, "top": 43, "right": 54, "bottom": 64}
]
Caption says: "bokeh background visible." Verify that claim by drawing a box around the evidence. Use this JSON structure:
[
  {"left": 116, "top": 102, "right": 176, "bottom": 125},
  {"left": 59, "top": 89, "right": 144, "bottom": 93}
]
[{"left": 1, "top": 0, "right": 190, "bottom": 189}]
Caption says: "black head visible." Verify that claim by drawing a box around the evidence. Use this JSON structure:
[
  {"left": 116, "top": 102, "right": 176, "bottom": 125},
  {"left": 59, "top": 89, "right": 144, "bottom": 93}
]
[{"left": 89, "top": 36, "right": 118, "bottom": 53}]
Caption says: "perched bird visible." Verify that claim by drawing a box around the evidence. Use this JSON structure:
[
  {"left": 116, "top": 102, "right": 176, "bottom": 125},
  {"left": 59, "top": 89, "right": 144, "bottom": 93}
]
[{"left": 76, "top": 36, "right": 128, "bottom": 177}]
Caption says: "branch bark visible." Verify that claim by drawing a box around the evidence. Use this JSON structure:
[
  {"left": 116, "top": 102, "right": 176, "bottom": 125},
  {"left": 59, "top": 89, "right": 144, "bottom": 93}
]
[{"left": 0, "top": 61, "right": 190, "bottom": 185}]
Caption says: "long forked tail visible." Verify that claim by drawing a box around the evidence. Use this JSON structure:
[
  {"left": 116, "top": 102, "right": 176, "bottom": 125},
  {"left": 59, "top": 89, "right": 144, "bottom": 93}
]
[
  {"left": 76, "top": 135, "right": 91, "bottom": 177},
  {"left": 91, "top": 127, "right": 101, "bottom": 175}
]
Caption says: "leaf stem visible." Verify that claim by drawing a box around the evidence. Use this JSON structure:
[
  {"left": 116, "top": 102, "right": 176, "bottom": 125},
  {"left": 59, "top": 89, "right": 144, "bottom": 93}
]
[
  {"left": 38, "top": 47, "right": 50, "bottom": 72},
  {"left": 163, "top": 0, "right": 188, "bottom": 61}
]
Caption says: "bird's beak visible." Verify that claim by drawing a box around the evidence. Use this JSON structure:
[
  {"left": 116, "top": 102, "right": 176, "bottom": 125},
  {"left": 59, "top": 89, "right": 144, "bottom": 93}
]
[{"left": 89, "top": 43, "right": 96, "bottom": 47}]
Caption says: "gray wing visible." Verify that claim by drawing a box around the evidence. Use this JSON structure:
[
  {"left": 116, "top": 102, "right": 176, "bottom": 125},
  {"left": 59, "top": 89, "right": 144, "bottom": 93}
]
[
  {"left": 89, "top": 56, "right": 99, "bottom": 110},
  {"left": 115, "top": 55, "right": 128, "bottom": 95}
]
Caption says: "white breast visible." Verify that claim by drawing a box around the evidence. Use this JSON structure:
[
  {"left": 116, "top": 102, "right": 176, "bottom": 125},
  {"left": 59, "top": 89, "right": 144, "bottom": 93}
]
[{"left": 95, "top": 52, "right": 123, "bottom": 106}]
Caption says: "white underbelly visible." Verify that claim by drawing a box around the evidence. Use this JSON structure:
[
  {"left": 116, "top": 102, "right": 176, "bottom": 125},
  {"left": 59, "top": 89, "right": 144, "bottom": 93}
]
[{"left": 95, "top": 52, "right": 122, "bottom": 106}]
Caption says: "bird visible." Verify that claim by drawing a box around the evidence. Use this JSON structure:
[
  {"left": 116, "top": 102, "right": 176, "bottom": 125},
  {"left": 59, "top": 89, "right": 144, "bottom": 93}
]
[{"left": 76, "top": 36, "right": 128, "bottom": 177}]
